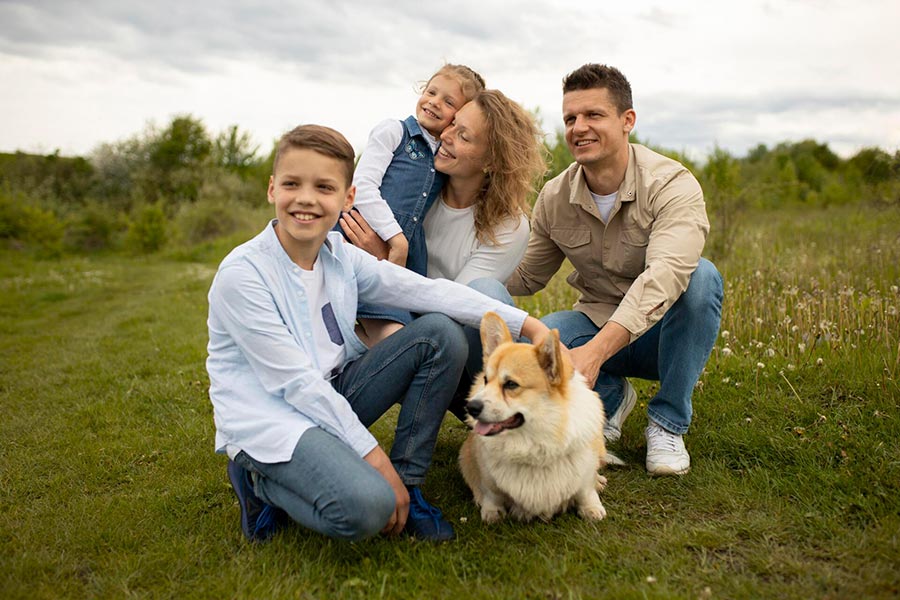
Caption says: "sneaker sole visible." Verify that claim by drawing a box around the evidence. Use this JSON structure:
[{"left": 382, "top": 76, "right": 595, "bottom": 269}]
[{"left": 603, "top": 381, "right": 637, "bottom": 443}]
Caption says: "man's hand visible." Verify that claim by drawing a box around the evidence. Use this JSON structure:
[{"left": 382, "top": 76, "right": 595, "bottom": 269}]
[
  {"left": 340, "top": 210, "right": 391, "bottom": 261},
  {"left": 568, "top": 321, "right": 631, "bottom": 388},
  {"left": 363, "top": 446, "right": 409, "bottom": 536}
]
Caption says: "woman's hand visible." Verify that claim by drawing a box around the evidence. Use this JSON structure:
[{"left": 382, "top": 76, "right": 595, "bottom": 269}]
[
  {"left": 340, "top": 210, "right": 391, "bottom": 261},
  {"left": 363, "top": 445, "right": 410, "bottom": 536}
]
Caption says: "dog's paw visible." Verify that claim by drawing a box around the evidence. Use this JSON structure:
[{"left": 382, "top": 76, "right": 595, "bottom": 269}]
[
  {"left": 578, "top": 502, "right": 607, "bottom": 521},
  {"left": 481, "top": 505, "right": 506, "bottom": 524},
  {"left": 595, "top": 473, "right": 608, "bottom": 492}
]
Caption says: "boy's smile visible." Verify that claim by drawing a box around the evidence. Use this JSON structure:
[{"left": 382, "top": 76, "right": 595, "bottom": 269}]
[{"left": 268, "top": 147, "right": 355, "bottom": 269}]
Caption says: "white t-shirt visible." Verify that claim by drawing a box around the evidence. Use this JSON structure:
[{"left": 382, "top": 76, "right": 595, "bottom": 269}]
[
  {"left": 298, "top": 259, "right": 345, "bottom": 381},
  {"left": 423, "top": 197, "right": 530, "bottom": 284},
  {"left": 590, "top": 190, "right": 618, "bottom": 223}
]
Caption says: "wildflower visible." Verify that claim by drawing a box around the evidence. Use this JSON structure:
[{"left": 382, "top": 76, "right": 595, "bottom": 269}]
[
  {"left": 791, "top": 325, "right": 799, "bottom": 333},
  {"left": 787, "top": 363, "right": 796, "bottom": 371},
  {"left": 816, "top": 358, "right": 824, "bottom": 366},
  {"left": 721, "top": 330, "right": 730, "bottom": 339},
  {"left": 798, "top": 343, "right": 807, "bottom": 353},
  {"left": 721, "top": 347, "right": 732, "bottom": 357},
  {"left": 765, "top": 348, "right": 775, "bottom": 357},
  {"left": 756, "top": 362, "right": 765, "bottom": 369},
  {"left": 722, "top": 377, "right": 731, "bottom": 384},
  {"left": 891, "top": 285, "right": 898, "bottom": 295}
]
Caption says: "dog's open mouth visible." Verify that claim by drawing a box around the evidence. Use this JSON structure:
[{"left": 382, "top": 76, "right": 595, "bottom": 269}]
[{"left": 473, "top": 413, "right": 525, "bottom": 436}]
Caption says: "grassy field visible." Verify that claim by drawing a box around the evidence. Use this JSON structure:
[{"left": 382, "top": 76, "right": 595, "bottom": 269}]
[{"left": 2, "top": 204, "right": 899, "bottom": 599}]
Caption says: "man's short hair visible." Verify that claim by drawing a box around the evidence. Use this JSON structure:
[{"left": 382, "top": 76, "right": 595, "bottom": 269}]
[
  {"left": 562, "top": 64, "right": 633, "bottom": 115},
  {"left": 273, "top": 125, "right": 355, "bottom": 186}
]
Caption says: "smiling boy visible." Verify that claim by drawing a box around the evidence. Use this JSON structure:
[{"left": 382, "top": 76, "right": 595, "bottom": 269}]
[{"left": 207, "top": 124, "right": 549, "bottom": 543}]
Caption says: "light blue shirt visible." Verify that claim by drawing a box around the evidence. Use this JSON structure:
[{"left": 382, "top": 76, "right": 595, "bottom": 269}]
[{"left": 207, "top": 221, "right": 528, "bottom": 464}]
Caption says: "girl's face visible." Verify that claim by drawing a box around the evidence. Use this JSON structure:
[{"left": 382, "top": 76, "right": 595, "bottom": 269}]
[
  {"left": 434, "top": 101, "right": 488, "bottom": 179},
  {"left": 416, "top": 74, "right": 466, "bottom": 138}
]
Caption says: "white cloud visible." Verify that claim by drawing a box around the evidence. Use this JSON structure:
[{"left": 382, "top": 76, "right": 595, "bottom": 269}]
[{"left": 1, "top": 0, "right": 898, "bottom": 159}]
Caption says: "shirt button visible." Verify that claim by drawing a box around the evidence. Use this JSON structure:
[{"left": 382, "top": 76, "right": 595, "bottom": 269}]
[
  {"left": 422, "top": 192, "right": 427, "bottom": 197},
  {"left": 413, "top": 217, "right": 418, "bottom": 222},
  {"left": 430, "top": 168, "right": 435, "bottom": 173}
]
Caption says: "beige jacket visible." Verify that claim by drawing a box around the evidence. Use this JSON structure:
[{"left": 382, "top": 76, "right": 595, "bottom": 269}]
[{"left": 507, "top": 144, "right": 709, "bottom": 342}]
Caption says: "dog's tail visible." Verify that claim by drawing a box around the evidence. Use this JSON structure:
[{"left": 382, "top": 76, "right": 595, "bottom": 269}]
[{"left": 601, "top": 450, "right": 626, "bottom": 468}]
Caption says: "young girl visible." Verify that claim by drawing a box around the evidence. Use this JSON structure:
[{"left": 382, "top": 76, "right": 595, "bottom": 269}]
[{"left": 341, "top": 64, "right": 485, "bottom": 346}]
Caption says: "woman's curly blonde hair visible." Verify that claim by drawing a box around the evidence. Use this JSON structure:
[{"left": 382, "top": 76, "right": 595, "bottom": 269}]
[{"left": 471, "top": 90, "right": 547, "bottom": 245}]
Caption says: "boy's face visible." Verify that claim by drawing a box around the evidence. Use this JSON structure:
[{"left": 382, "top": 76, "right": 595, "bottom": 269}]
[
  {"left": 416, "top": 74, "right": 466, "bottom": 138},
  {"left": 268, "top": 147, "right": 354, "bottom": 268}
]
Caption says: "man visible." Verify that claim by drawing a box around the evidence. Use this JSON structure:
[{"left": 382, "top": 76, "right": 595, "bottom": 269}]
[{"left": 506, "top": 64, "right": 723, "bottom": 476}]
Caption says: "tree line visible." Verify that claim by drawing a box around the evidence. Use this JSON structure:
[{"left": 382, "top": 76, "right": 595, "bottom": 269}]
[{"left": 2, "top": 114, "right": 898, "bottom": 259}]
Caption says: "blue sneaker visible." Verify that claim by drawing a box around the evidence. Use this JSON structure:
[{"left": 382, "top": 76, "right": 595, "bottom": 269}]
[
  {"left": 227, "top": 460, "right": 284, "bottom": 542},
  {"left": 405, "top": 486, "right": 455, "bottom": 542}
]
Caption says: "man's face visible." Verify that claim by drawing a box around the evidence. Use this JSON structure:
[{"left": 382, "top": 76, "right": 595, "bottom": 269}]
[{"left": 562, "top": 87, "right": 635, "bottom": 168}]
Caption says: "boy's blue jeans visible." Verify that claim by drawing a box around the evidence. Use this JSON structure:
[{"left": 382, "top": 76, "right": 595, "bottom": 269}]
[
  {"left": 234, "top": 312, "right": 467, "bottom": 541},
  {"left": 541, "top": 258, "right": 724, "bottom": 435}
]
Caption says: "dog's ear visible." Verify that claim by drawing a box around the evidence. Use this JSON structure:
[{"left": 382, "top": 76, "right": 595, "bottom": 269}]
[
  {"left": 535, "top": 328, "right": 563, "bottom": 385},
  {"left": 481, "top": 311, "right": 512, "bottom": 358}
]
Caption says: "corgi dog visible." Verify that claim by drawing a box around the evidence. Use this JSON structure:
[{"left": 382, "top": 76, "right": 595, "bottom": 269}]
[{"left": 459, "top": 312, "right": 612, "bottom": 523}]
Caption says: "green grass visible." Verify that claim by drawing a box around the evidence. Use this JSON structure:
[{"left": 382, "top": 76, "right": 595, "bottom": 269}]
[{"left": 2, "top": 204, "right": 899, "bottom": 598}]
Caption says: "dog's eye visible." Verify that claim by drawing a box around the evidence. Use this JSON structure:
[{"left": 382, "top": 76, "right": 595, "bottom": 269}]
[{"left": 502, "top": 380, "right": 519, "bottom": 391}]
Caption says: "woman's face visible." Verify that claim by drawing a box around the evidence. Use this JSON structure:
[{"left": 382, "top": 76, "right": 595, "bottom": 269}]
[{"left": 434, "top": 102, "right": 488, "bottom": 179}]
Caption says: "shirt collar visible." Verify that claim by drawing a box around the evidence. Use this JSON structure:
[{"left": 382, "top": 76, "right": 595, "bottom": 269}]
[{"left": 568, "top": 143, "right": 637, "bottom": 208}]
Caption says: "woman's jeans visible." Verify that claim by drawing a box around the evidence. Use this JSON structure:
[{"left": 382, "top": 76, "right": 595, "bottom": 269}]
[
  {"left": 235, "top": 312, "right": 467, "bottom": 541},
  {"left": 541, "top": 258, "right": 724, "bottom": 434}
]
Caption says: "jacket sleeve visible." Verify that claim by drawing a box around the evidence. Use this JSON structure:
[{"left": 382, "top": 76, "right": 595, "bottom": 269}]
[
  {"left": 505, "top": 188, "right": 566, "bottom": 296},
  {"left": 608, "top": 169, "right": 709, "bottom": 341},
  {"left": 348, "top": 243, "right": 529, "bottom": 336}
]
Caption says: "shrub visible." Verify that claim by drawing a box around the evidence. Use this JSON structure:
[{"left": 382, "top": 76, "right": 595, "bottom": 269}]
[
  {"left": 64, "top": 201, "right": 123, "bottom": 252},
  {"left": 125, "top": 204, "right": 168, "bottom": 253}
]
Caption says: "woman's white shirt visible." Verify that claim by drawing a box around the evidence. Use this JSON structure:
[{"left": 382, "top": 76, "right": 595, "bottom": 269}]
[{"left": 423, "top": 197, "right": 529, "bottom": 285}]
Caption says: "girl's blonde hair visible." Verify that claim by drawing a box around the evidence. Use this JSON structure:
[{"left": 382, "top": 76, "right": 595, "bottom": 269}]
[
  {"left": 472, "top": 89, "right": 547, "bottom": 245},
  {"left": 421, "top": 64, "right": 486, "bottom": 104}
]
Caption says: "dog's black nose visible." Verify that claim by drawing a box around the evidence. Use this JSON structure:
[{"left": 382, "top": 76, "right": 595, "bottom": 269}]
[{"left": 466, "top": 400, "right": 483, "bottom": 418}]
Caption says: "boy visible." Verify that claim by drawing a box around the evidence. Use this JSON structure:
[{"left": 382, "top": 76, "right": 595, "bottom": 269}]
[{"left": 207, "top": 124, "right": 550, "bottom": 543}]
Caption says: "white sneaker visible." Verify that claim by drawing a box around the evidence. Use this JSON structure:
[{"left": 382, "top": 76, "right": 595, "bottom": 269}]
[
  {"left": 645, "top": 421, "right": 690, "bottom": 476},
  {"left": 603, "top": 379, "right": 637, "bottom": 443}
]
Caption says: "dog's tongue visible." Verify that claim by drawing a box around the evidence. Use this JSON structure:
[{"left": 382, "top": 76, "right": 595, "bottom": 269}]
[{"left": 474, "top": 421, "right": 502, "bottom": 436}]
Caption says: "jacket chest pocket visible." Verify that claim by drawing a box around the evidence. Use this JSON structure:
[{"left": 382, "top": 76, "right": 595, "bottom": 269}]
[
  {"left": 608, "top": 227, "right": 649, "bottom": 277},
  {"left": 550, "top": 227, "right": 594, "bottom": 274}
]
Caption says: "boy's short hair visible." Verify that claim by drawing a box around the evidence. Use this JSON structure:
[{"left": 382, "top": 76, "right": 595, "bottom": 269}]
[
  {"left": 273, "top": 125, "right": 355, "bottom": 186},
  {"left": 562, "top": 64, "right": 633, "bottom": 115}
]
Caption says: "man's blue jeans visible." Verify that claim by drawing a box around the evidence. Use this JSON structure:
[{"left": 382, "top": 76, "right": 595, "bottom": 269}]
[
  {"left": 235, "top": 312, "right": 468, "bottom": 541},
  {"left": 541, "top": 259, "right": 723, "bottom": 434}
]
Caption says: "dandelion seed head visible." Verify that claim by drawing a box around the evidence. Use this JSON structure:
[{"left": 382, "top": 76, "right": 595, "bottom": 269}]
[
  {"left": 756, "top": 362, "right": 765, "bottom": 369},
  {"left": 722, "top": 347, "right": 732, "bottom": 357},
  {"left": 816, "top": 358, "right": 824, "bottom": 366},
  {"left": 765, "top": 348, "right": 775, "bottom": 357}
]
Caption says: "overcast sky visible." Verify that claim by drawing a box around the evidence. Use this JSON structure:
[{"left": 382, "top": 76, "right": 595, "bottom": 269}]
[{"left": 1, "top": 0, "right": 898, "bottom": 161}]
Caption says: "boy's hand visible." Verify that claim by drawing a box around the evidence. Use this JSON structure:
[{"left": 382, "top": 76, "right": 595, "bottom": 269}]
[
  {"left": 363, "top": 446, "right": 410, "bottom": 536},
  {"left": 340, "top": 210, "right": 390, "bottom": 261},
  {"left": 386, "top": 233, "right": 408, "bottom": 268}
]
